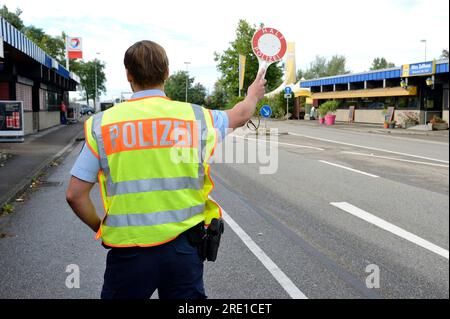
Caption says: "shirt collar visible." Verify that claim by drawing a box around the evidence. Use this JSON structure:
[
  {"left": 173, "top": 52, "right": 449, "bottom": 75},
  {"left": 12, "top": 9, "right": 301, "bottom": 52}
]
[{"left": 130, "top": 89, "right": 166, "bottom": 100}]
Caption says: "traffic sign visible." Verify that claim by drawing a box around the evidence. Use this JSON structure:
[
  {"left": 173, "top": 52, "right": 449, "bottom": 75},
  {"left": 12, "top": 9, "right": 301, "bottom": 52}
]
[
  {"left": 260, "top": 105, "right": 272, "bottom": 118},
  {"left": 284, "top": 86, "right": 292, "bottom": 94},
  {"left": 284, "top": 94, "right": 292, "bottom": 99},
  {"left": 252, "top": 27, "right": 287, "bottom": 77}
]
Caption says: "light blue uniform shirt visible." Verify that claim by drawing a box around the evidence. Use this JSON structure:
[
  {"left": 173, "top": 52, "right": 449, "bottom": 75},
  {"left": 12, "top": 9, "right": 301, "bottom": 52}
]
[{"left": 70, "top": 90, "right": 229, "bottom": 183}]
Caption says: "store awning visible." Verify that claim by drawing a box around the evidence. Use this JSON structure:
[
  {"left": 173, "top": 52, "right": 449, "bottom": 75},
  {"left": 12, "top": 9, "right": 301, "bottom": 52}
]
[
  {"left": 311, "top": 86, "right": 417, "bottom": 100},
  {"left": 294, "top": 88, "right": 311, "bottom": 97}
]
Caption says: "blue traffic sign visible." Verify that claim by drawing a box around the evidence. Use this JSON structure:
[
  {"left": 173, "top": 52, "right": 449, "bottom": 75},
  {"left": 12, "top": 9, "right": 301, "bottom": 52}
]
[
  {"left": 284, "top": 86, "right": 292, "bottom": 94},
  {"left": 260, "top": 105, "right": 272, "bottom": 118}
]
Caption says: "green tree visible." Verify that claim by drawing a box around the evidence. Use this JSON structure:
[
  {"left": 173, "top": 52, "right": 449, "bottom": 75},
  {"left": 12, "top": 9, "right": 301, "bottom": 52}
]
[
  {"left": 0, "top": 5, "right": 24, "bottom": 30},
  {"left": 297, "top": 55, "right": 349, "bottom": 80},
  {"left": 75, "top": 59, "right": 107, "bottom": 106},
  {"left": 23, "top": 25, "right": 46, "bottom": 43},
  {"left": 296, "top": 69, "right": 305, "bottom": 81},
  {"left": 370, "top": 57, "right": 395, "bottom": 70},
  {"left": 214, "top": 19, "right": 283, "bottom": 100},
  {"left": 41, "top": 32, "right": 66, "bottom": 63},
  {"left": 165, "top": 71, "right": 207, "bottom": 105},
  {"left": 189, "top": 83, "right": 207, "bottom": 106},
  {"left": 205, "top": 80, "right": 228, "bottom": 110},
  {"left": 22, "top": 26, "right": 65, "bottom": 63},
  {"left": 304, "top": 55, "right": 328, "bottom": 79},
  {"left": 327, "top": 55, "right": 349, "bottom": 76},
  {"left": 1, "top": 5, "right": 67, "bottom": 64}
]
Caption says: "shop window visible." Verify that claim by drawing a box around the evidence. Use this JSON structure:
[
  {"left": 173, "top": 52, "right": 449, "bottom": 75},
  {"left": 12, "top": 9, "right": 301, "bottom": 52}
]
[
  {"left": 16, "top": 83, "right": 33, "bottom": 111},
  {"left": 0, "top": 82, "right": 9, "bottom": 100},
  {"left": 362, "top": 98, "right": 384, "bottom": 109},
  {"left": 341, "top": 99, "right": 359, "bottom": 109},
  {"left": 39, "top": 89, "right": 47, "bottom": 111},
  {"left": 46, "top": 91, "right": 59, "bottom": 111},
  {"left": 397, "top": 97, "right": 419, "bottom": 109},
  {"left": 384, "top": 97, "right": 395, "bottom": 107}
]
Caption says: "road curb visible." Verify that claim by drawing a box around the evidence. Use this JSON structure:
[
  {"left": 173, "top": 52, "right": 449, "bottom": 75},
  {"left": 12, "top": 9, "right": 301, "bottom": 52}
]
[{"left": 0, "top": 129, "right": 85, "bottom": 214}]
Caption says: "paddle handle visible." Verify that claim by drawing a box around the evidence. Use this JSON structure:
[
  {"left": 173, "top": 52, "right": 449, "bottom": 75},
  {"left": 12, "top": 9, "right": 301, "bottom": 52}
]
[{"left": 258, "top": 60, "right": 272, "bottom": 79}]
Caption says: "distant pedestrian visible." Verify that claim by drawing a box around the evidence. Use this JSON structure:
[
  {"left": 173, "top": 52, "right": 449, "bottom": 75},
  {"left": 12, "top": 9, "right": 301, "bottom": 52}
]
[
  {"left": 310, "top": 105, "right": 316, "bottom": 120},
  {"left": 60, "top": 101, "right": 67, "bottom": 125}
]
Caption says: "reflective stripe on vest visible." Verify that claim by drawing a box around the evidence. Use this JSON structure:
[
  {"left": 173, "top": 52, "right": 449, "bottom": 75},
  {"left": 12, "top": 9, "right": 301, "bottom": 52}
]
[
  {"left": 92, "top": 104, "right": 208, "bottom": 197},
  {"left": 105, "top": 203, "right": 205, "bottom": 227}
]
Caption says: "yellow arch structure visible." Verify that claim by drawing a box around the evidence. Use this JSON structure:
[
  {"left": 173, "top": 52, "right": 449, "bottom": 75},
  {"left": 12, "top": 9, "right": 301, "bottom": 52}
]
[{"left": 265, "top": 42, "right": 311, "bottom": 98}]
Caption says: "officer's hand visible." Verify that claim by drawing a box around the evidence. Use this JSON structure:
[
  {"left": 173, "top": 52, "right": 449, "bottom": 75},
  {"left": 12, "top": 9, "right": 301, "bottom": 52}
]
[{"left": 247, "top": 69, "right": 267, "bottom": 101}]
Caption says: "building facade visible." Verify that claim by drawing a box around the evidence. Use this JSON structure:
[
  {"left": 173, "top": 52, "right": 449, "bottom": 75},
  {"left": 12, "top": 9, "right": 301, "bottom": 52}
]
[
  {"left": 300, "top": 60, "right": 449, "bottom": 125},
  {"left": 0, "top": 17, "right": 79, "bottom": 135}
]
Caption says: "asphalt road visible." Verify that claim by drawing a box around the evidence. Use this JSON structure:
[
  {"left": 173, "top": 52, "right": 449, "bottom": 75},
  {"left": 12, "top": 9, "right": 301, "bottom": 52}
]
[{"left": 0, "top": 123, "right": 448, "bottom": 299}]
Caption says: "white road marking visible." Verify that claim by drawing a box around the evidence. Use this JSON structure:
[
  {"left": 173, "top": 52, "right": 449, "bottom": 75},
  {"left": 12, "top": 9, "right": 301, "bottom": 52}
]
[
  {"left": 221, "top": 209, "right": 308, "bottom": 299},
  {"left": 341, "top": 151, "right": 450, "bottom": 168},
  {"left": 233, "top": 135, "right": 325, "bottom": 151},
  {"left": 288, "top": 132, "right": 449, "bottom": 164},
  {"left": 330, "top": 202, "right": 449, "bottom": 260},
  {"left": 319, "top": 160, "right": 380, "bottom": 178}
]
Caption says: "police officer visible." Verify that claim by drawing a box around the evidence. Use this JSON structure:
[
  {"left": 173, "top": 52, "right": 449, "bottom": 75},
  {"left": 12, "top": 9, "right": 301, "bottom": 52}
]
[{"left": 66, "top": 40, "right": 266, "bottom": 299}]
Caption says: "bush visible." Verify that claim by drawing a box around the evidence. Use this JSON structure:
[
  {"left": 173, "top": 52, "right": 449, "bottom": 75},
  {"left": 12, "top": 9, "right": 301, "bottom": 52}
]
[
  {"left": 318, "top": 104, "right": 327, "bottom": 118},
  {"left": 224, "top": 96, "right": 245, "bottom": 110},
  {"left": 319, "top": 100, "right": 339, "bottom": 116}
]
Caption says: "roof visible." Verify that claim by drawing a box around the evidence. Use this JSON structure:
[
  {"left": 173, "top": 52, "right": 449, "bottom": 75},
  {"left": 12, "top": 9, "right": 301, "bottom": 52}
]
[
  {"left": 0, "top": 17, "right": 79, "bottom": 83},
  {"left": 300, "top": 60, "right": 449, "bottom": 88}
]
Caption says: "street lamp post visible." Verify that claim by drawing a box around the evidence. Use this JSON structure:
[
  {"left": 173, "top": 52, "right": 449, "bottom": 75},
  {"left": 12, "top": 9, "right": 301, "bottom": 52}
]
[
  {"left": 184, "top": 62, "right": 191, "bottom": 102},
  {"left": 420, "top": 39, "right": 427, "bottom": 61}
]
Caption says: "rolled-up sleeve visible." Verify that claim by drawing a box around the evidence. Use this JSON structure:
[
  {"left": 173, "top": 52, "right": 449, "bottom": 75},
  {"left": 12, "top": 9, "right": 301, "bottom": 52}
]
[
  {"left": 70, "top": 143, "right": 100, "bottom": 183},
  {"left": 211, "top": 110, "right": 229, "bottom": 141}
]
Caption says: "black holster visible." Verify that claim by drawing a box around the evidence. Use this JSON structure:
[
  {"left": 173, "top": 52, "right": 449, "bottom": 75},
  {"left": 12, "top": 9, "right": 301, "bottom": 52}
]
[{"left": 186, "top": 219, "right": 224, "bottom": 262}]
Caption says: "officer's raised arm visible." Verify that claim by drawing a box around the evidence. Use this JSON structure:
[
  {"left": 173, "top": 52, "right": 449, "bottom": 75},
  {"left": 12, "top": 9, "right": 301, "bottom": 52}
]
[{"left": 226, "top": 69, "right": 267, "bottom": 129}]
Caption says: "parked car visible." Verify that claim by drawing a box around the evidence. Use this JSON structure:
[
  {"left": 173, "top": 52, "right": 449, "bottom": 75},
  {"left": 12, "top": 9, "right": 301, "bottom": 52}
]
[{"left": 80, "top": 105, "right": 95, "bottom": 115}]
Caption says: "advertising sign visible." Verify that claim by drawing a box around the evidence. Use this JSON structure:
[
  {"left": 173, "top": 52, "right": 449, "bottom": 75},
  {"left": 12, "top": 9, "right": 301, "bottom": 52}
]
[
  {"left": 67, "top": 37, "right": 83, "bottom": 59},
  {"left": 402, "top": 61, "right": 435, "bottom": 77},
  {"left": 0, "top": 101, "right": 24, "bottom": 140}
]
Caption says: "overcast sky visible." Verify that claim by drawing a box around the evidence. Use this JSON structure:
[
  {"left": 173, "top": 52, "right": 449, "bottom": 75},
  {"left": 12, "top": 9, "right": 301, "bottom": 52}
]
[{"left": 3, "top": 0, "right": 449, "bottom": 100}]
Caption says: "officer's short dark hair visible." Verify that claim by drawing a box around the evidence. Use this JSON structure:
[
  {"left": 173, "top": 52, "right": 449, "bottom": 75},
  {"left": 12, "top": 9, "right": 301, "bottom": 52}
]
[{"left": 124, "top": 40, "right": 169, "bottom": 88}]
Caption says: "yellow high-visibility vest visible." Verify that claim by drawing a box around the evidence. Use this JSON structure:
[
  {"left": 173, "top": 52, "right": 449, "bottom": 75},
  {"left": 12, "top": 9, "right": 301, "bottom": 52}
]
[{"left": 85, "top": 96, "right": 222, "bottom": 248}]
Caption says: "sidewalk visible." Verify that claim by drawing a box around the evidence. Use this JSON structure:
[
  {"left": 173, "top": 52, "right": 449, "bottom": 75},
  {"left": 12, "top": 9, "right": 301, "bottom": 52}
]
[
  {"left": 264, "top": 119, "right": 449, "bottom": 143},
  {"left": 0, "top": 122, "right": 85, "bottom": 209}
]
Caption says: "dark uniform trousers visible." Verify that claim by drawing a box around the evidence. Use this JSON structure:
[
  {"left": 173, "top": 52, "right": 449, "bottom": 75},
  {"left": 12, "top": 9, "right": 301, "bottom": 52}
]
[{"left": 101, "top": 233, "right": 206, "bottom": 299}]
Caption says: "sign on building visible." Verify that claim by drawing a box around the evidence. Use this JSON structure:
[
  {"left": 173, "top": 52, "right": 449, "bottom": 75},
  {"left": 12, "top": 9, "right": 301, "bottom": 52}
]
[
  {"left": 67, "top": 37, "right": 83, "bottom": 59},
  {"left": 0, "top": 101, "right": 25, "bottom": 141},
  {"left": 402, "top": 61, "right": 436, "bottom": 77}
]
